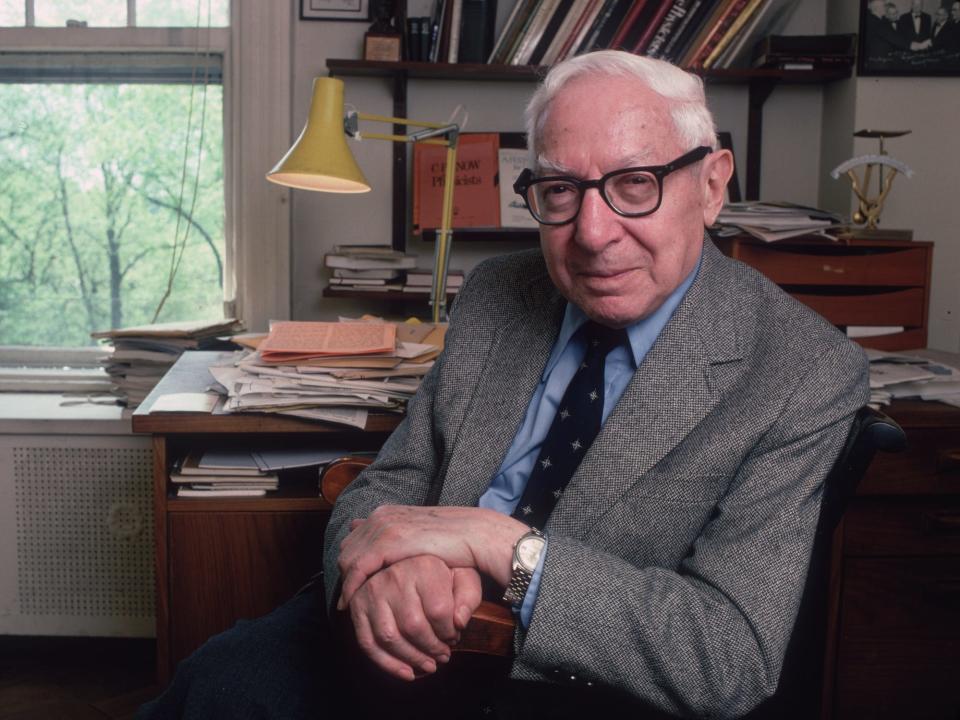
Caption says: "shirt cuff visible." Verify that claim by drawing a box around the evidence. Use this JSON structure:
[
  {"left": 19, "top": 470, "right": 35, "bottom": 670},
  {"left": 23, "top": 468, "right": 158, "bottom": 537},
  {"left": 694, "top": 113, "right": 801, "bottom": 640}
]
[{"left": 517, "top": 536, "right": 547, "bottom": 629}]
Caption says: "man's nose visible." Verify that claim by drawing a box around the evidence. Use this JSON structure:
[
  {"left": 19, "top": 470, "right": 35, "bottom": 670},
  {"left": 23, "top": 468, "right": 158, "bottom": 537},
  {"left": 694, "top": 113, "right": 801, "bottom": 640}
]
[{"left": 574, "top": 187, "right": 619, "bottom": 251}]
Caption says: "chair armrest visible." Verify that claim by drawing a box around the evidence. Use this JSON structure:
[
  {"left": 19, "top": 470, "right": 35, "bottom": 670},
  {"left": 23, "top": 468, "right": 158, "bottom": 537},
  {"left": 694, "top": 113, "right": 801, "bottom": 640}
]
[{"left": 318, "top": 456, "right": 517, "bottom": 658}]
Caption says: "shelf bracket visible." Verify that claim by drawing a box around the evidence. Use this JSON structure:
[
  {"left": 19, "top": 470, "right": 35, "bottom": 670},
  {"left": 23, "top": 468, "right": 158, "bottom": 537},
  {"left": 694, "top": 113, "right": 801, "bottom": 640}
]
[{"left": 745, "top": 78, "right": 777, "bottom": 201}]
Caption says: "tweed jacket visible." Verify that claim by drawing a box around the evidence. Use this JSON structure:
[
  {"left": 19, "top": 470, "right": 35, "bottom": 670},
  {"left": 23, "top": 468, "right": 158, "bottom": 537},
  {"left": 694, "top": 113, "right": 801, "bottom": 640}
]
[{"left": 323, "top": 238, "right": 870, "bottom": 718}]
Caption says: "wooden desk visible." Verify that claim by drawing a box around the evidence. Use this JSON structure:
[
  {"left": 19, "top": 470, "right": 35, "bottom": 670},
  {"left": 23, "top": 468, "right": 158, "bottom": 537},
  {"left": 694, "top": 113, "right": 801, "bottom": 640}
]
[
  {"left": 133, "top": 352, "right": 400, "bottom": 684},
  {"left": 826, "top": 386, "right": 960, "bottom": 718}
]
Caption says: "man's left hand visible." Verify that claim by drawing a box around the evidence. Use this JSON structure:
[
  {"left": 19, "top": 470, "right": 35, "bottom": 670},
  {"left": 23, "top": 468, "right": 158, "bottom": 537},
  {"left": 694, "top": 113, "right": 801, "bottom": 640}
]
[{"left": 337, "top": 505, "right": 528, "bottom": 610}]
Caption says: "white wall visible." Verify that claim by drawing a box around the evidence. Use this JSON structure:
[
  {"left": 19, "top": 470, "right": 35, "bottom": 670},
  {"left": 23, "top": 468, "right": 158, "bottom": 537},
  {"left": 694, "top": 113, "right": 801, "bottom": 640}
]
[
  {"left": 821, "top": 0, "right": 960, "bottom": 352},
  {"left": 286, "top": 0, "right": 958, "bottom": 352}
]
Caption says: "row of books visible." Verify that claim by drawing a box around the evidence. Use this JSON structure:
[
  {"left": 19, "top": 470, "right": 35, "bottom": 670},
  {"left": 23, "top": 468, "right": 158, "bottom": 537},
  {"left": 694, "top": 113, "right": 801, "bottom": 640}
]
[
  {"left": 406, "top": 0, "right": 499, "bottom": 64},
  {"left": 325, "top": 246, "right": 465, "bottom": 294},
  {"left": 416, "top": 0, "right": 812, "bottom": 69}
]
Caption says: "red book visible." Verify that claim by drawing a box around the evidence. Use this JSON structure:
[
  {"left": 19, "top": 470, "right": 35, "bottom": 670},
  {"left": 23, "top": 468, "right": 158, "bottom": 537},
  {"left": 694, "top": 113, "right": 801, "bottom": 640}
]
[
  {"left": 608, "top": 0, "right": 651, "bottom": 50},
  {"left": 412, "top": 133, "right": 501, "bottom": 234},
  {"left": 631, "top": 0, "right": 676, "bottom": 53}
]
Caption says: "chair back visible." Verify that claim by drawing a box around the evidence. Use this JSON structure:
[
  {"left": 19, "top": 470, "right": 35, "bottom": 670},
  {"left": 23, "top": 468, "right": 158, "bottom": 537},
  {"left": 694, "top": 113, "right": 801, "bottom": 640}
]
[{"left": 744, "top": 406, "right": 906, "bottom": 719}]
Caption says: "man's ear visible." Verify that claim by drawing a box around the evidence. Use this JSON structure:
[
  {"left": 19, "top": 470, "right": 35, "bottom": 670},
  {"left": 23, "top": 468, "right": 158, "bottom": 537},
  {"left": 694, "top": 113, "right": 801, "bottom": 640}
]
[{"left": 700, "top": 148, "right": 734, "bottom": 227}]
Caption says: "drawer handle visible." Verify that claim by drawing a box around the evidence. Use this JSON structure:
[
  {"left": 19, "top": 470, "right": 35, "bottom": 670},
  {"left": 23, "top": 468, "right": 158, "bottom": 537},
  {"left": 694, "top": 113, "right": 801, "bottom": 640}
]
[
  {"left": 937, "top": 449, "right": 960, "bottom": 472},
  {"left": 821, "top": 264, "right": 846, "bottom": 274},
  {"left": 922, "top": 511, "right": 960, "bottom": 535}
]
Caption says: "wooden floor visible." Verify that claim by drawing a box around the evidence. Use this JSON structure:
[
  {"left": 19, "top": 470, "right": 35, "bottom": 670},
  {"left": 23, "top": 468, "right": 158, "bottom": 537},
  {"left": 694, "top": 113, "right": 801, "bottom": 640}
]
[{"left": 0, "top": 637, "right": 158, "bottom": 720}]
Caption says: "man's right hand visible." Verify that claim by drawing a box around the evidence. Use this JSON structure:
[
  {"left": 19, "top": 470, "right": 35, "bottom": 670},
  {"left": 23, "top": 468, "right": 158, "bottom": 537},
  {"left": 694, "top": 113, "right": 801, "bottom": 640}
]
[{"left": 345, "top": 555, "right": 482, "bottom": 682}]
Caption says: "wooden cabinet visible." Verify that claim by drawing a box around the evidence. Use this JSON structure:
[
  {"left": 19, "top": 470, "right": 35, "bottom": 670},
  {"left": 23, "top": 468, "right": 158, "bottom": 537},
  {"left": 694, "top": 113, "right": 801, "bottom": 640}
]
[
  {"left": 825, "top": 398, "right": 960, "bottom": 719},
  {"left": 133, "top": 352, "right": 400, "bottom": 684},
  {"left": 715, "top": 235, "right": 934, "bottom": 350}
]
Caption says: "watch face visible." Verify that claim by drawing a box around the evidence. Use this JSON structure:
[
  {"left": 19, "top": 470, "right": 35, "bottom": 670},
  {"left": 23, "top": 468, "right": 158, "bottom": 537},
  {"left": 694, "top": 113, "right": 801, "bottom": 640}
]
[{"left": 516, "top": 536, "right": 545, "bottom": 570}]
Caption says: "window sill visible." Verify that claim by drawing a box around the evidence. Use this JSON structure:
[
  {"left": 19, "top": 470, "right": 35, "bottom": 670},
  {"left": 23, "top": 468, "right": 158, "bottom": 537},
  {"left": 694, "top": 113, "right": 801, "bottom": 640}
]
[{"left": 0, "top": 393, "right": 130, "bottom": 436}]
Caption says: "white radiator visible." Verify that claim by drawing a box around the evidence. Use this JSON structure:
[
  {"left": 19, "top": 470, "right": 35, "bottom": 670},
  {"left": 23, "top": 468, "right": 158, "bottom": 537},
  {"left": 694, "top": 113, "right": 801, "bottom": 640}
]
[{"left": 0, "top": 426, "right": 155, "bottom": 637}]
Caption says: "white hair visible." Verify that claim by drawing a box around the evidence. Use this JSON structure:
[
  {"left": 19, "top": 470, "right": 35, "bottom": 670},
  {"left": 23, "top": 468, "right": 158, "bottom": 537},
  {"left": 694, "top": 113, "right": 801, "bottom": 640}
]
[{"left": 524, "top": 50, "right": 719, "bottom": 168}]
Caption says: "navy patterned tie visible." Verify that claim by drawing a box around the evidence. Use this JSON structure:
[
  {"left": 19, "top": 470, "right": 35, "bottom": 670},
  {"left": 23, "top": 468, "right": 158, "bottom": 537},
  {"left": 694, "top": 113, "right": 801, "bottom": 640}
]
[{"left": 512, "top": 321, "right": 627, "bottom": 530}]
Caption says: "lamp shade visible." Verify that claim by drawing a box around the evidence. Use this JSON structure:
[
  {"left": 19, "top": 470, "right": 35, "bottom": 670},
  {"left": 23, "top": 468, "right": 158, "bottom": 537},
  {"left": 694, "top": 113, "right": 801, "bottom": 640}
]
[{"left": 266, "top": 77, "right": 371, "bottom": 193}]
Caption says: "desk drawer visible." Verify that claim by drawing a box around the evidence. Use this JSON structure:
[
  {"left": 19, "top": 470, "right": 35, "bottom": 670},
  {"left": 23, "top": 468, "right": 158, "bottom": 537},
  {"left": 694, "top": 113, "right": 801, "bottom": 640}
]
[
  {"left": 789, "top": 287, "right": 924, "bottom": 328},
  {"left": 733, "top": 244, "right": 928, "bottom": 287},
  {"left": 845, "top": 499, "right": 960, "bottom": 556},
  {"left": 863, "top": 426, "right": 960, "bottom": 495}
]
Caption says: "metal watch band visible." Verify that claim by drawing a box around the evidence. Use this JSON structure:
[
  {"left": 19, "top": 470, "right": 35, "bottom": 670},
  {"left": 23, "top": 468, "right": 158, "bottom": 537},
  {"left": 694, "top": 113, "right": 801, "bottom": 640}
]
[{"left": 502, "top": 566, "right": 534, "bottom": 606}]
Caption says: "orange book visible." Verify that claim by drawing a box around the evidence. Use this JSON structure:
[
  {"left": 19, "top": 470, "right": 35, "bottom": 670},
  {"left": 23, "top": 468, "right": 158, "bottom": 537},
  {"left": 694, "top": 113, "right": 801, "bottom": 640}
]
[{"left": 412, "top": 132, "right": 500, "bottom": 234}]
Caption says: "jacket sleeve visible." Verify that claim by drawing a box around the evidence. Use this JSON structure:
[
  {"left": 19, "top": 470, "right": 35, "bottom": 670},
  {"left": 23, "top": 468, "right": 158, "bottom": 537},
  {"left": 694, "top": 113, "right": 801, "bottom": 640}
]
[
  {"left": 321, "top": 270, "right": 480, "bottom": 613},
  {"left": 511, "top": 340, "right": 870, "bottom": 719}
]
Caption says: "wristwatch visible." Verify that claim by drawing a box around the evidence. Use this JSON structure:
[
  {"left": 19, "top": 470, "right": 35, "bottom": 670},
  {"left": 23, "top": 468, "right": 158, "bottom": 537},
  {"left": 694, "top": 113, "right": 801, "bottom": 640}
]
[{"left": 502, "top": 528, "right": 546, "bottom": 606}]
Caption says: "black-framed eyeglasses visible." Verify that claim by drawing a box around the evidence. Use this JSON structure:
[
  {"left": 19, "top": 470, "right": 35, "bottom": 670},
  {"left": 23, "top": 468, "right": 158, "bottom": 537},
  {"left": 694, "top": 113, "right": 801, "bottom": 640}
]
[{"left": 513, "top": 146, "right": 712, "bottom": 226}]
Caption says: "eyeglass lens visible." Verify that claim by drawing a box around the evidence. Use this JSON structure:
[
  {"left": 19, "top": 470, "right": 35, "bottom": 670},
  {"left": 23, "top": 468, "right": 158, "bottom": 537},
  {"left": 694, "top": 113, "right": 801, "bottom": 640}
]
[{"left": 528, "top": 170, "right": 660, "bottom": 224}]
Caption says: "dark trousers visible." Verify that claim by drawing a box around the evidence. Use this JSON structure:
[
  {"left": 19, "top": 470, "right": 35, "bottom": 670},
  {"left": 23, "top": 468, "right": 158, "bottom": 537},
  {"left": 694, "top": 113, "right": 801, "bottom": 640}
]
[
  {"left": 136, "top": 578, "right": 670, "bottom": 719},
  {"left": 135, "top": 579, "right": 544, "bottom": 720}
]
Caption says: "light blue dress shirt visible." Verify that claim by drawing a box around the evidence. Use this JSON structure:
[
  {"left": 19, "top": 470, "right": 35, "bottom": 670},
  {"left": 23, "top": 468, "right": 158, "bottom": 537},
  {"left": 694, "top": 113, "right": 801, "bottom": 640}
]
[{"left": 478, "top": 252, "right": 701, "bottom": 627}]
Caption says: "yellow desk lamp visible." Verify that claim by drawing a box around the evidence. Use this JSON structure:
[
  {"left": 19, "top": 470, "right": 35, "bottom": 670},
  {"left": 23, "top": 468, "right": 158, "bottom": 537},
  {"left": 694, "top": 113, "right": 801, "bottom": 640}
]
[{"left": 266, "top": 76, "right": 459, "bottom": 323}]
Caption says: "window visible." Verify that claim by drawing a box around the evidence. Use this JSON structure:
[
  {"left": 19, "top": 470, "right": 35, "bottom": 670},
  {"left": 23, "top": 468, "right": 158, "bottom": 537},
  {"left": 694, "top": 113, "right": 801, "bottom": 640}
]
[{"left": 0, "top": 1, "right": 229, "bottom": 348}]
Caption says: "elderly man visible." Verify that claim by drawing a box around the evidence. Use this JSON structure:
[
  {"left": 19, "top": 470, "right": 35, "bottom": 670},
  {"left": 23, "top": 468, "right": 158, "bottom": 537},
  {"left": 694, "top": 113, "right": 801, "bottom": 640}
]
[{"left": 138, "top": 51, "right": 868, "bottom": 720}]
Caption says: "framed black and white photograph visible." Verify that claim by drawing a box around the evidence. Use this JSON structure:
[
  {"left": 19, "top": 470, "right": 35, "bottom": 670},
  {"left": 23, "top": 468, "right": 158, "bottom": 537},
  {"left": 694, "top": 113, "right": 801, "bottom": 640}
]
[
  {"left": 859, "top": 0, "right": 960, "bottom": 76},
  {"left": 300, "top": 0, "right": 371, "bottom": 22}
]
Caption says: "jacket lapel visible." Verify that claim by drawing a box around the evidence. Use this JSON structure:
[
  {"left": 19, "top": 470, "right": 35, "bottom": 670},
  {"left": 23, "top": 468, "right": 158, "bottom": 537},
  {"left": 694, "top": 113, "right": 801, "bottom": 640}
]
[
  {"left": 439, "top": 270, "right": 566, "bottom": 507},
  {"left": 546, "top": 239, "right": 746, "bottom": 538}
]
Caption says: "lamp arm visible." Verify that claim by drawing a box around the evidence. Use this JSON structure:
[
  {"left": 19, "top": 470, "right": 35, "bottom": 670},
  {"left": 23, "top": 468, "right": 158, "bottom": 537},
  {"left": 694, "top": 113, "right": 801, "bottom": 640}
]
[
  {"left": 431, "top": 142, "right": 458, "bottom": 323},
  {"left": 347, "top": 108, "right": 461, "bottom": 323}
]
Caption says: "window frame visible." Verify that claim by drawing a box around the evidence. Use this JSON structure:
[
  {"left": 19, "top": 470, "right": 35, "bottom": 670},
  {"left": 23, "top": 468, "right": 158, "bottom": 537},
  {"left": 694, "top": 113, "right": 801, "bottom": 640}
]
[{"left": 0, "top": 1, "right": 293, "bottom": 365}]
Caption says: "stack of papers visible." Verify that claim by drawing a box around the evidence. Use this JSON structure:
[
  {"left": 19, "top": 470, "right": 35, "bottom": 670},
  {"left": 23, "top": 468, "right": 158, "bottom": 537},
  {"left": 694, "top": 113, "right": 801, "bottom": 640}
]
[
  {"left": 713, "top": 202, "right": 844, "bottom": 242},
  {"left": 867, "top": 349, "right": 960, "bottom": 408},
  {"left": 325, "top": 245, "right": 416, "bottom": 293},
  {"left": 170, "top": 448, "right": 353, "bottom": 498},
  {"left": 93, "top": 318, "right": 244, "bottom": 408},
  {"left": 209, "top": 319, "right": 445, "bottom": 429},
  {"left": 171, "top": 450, "right": 279, "bottom": 497}
]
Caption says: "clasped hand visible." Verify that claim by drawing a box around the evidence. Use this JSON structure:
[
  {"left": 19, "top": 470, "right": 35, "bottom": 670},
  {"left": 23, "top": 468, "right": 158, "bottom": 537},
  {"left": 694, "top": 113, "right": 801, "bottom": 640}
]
[{"left": 336, "top": 505, "right": 528, "bottom": 681}]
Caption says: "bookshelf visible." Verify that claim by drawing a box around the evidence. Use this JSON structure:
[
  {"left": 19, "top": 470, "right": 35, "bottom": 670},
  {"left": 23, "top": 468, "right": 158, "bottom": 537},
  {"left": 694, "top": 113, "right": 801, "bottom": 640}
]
[{"left": 326, "top": 58, "right": 853, "bottom": 253}]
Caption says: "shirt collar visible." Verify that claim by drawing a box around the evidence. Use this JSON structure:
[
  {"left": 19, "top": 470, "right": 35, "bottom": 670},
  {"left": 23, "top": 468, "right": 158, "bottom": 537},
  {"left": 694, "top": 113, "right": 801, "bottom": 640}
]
[{"left": 542, "top": 248, "right": 703, "bottom": 379}]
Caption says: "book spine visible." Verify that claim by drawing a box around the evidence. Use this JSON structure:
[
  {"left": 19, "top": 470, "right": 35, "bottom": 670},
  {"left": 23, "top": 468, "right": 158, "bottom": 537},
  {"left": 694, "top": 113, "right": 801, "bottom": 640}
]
[
  {"left": 511, "top": 0, "right": 561, "bottom": 65},
  {"left": 529, "top": 0, "right": 575, "bottom": 65},
  {"left": 630, "top": 0, "right": 675, "bottom": 53},
  {"left": 555, "top": 0, "right": 602, "bottom": 60},
  {"left": 578, "top": 0, "right": 617, "bottom": 52},
  {"left": 590, "top": 0, "right": 633, "bottom": 50},
  {"left": 447, "top": 0, "right": 464, "bottom": 63},
  {"left": 645, "top": 0, "right": 696, "bottom": 58},
  {"left": 608, "top": 0, "right": 649, "bottom": 50},
  {"left": 505, "top": 0, "right": 546, "bottom": 64},
  {"left": 661, "top": 0, "right": 709, "bottom": 60},
  {"left": 459, "top": 0, "right": 489, "bottom": 62},
  {"left": 684, "top": 0, "right": 748, "bottom": 67},
  {"left": 420, "top": 15, "right": 432, "bottom": 60},
  {"left": 540, "top": 0, "right": 590, "bottom": 65},
  {"left": 701, "top": 0, "right": 763, "bottom": 68},
  {"left": 431, "top": 0, "right": 449, "bottom": 62},
  {"left": 488, "top": 0, "right": 529, "bottom": 63}
]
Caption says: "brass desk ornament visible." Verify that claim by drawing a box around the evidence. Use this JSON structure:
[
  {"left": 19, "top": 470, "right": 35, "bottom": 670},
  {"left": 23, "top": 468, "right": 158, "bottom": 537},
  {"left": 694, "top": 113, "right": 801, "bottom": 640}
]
[{"left": 831, "top": 130, "right": 913, "bottom": 235}]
